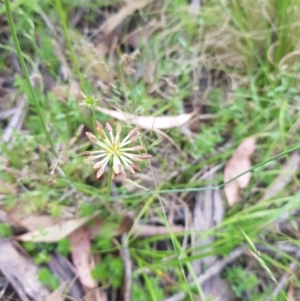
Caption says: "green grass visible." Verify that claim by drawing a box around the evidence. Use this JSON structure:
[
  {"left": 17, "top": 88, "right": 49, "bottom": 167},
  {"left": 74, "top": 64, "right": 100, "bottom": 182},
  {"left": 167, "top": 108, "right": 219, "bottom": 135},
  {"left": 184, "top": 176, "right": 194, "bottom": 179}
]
[{"left": 2, "top": 0, "right": 300, "bottom": 300}]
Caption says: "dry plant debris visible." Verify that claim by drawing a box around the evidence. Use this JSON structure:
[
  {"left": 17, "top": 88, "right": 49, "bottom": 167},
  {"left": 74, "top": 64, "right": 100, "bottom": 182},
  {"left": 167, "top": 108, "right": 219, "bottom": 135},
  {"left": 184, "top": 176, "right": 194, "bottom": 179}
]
[
  {"left": 224, "top": 136, "right": 257, "bottom": 206},
  {"left": 0, "top": 238, "right": 49, "bottom": 301},
  {"left": 96, "top": 107, "right": 196, "bottom": 130},
  {"left": 69, "top": 227, "right": 97, "bottom": 289},
  {"left": 44, "top": 283, "right": 66, "bottom": 301},
  {"left": 16, "top": 212, "right": 100, "bottom": 243},
  {"left": 2, "top": 0, "right": 300, "bottom": 300}
]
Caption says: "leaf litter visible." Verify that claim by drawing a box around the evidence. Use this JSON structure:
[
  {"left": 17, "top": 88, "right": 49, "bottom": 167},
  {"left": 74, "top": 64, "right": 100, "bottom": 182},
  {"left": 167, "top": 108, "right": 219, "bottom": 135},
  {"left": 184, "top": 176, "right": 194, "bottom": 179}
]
[
  {"left": 96, "top": 107, "right": 196, "bottom": 130},
  {"left": 69, "top": 227, "right": 97, "bottom": 290},
  {"left": 44, "top": 282, "right": 66, "bottom": 301},
  {"left": 16, "top": 211, "right": 100, "bottom": 243},
  {"left": 0, "top": 238, "right": 49, "bottom": 301},
  {"left": 224, "top": 136, "right": 257, "bottom": 206},
  {"left": 2, "top": 0, "right": 300, "bottom": 300}
]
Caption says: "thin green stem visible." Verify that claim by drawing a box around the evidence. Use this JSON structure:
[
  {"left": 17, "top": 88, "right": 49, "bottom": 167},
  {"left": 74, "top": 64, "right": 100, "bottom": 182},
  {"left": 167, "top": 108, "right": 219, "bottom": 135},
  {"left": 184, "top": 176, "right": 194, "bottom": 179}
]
[
  {"left": 112, "top": 143, "right": 300, "bottom": 199},
  {"left": 4, "top": 0, "right": 95, "bottom": 197},
  {"left": 105, "top": 166, "right": 113, "bottom": 210},
  {"left": 54, "top": 0, "right": 86, "bottom": 93},
  {"left": 4, "top": 0, "right": 56, "bottom": 156},
  {"left": 92, "top": 108, "right": 97, "bottom": 133}
]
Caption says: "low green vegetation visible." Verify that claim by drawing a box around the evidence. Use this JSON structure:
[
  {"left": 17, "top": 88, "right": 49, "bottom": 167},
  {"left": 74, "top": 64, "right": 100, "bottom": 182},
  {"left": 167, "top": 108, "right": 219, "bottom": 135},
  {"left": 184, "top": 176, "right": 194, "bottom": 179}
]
[{"left": 1, "top": 0, "right": 300, "bottom": 300}]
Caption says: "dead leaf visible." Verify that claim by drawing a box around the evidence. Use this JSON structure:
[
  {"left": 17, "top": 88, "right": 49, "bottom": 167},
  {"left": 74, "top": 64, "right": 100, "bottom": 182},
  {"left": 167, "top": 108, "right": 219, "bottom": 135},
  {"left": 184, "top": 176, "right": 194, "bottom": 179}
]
[
  {"left": 97, "top": 0, "right": 155, "bottom": 55},
  {"left": 88, "top": 215, "right": 133, "bottom": 238},
  {"left": 131, "top": 224, "right": 184, "bottom": 237},
  {"left": 0, "top": 238, "right": 49, "bottom": 301},
  {"left": 44, "top": 283, "right": 66, "bottom": 301},
  {"left": 96, "top": 107, "right": 195, "bottom": 130},
  {"left": 69, "top": 227, "right": 97, "bottom": 289},
  {"left": 16, "top": 213, "right": 132, "bottom": 243},
  {"left": 19, "top": 215, "right": 62, "bottom": 231},
  {"left": 224, "top": 136, "right": 256, "bottom": 206},
  {"left": 261, "top": 152, "right": 300, "bottom": 202},
  {"left": 84, "top": 289, "right": 108, "bottom": 301},
  {"left": 288, "top": 284, "right": 295, "bottom": 301},
  {"left": 0, "top": 204, "right": 64, "bottom": 233},
  {"left": 51, "top": 80, "right": 82, "bottom": 103},
  {"left": 16, "top": 211, "right": 99, "bottom": 242}
]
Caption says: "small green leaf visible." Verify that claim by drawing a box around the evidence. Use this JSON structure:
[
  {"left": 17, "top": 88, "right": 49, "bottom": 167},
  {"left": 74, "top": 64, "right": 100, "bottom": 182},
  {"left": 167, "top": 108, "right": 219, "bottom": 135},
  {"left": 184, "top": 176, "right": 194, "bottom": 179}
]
[
  {"left": 38, "top": 267, "right": 60, "bottom": 291},
  {"left": 0, "top": 224, "right": 12, "bottom": 237},
  {"left": 57, "top": 238, "right": 70, "bottom": 257}
]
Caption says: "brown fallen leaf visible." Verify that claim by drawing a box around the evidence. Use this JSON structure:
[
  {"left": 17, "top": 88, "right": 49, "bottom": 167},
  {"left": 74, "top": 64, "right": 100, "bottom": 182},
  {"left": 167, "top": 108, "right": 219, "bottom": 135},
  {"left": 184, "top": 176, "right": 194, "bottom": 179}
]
[
  {"left": 44, "top": 282, "right": 66, "bottom": 301},
  {"left": 0, "top": 204, "right": 66, "bottom": 234},
  {"left": 97, "top": 0, "right": 155, "bottom": 55},
  {"left": 260, "top": 152, "right": 300, "bottom": 202},
  {"left": 84, "top": 289, "right": 108, "bottom": 301},
  {"left": 69, "top": 227, "right": 97, "bottom": 289},
  {"left": 88, "top": 215, "right": 133, "bottom": 238},
  {"left": 131, "top": 224, "right": 184, "bottom": 237},
  {"left": 224, "top": 136, "right": 256, "bottom": 206},
  {"left": 51, "top": 80, "right": 82, "bottom": 103},
  {"left": 0, "top": 238, "right": 49, "bottom": 301},
  {"left": 96, "top": 107, "right": 195, "bottom": 130},
  {"left": 17, "top": 213, "right": 132, "bottom": 243},
  {"left": 16, "top": 211, "right": 99, "bottom": 242},
  {"left": 288, "top": 284, "right": 296, "bottom": 301},
  {"left": 19, "top": 215, "right": 62, "bottom": 231}
]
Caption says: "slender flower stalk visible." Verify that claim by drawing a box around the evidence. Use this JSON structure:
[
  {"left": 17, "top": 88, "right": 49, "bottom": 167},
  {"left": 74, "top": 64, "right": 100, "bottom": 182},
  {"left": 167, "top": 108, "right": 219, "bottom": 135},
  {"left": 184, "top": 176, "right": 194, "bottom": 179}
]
[
  {"left": 105, "top": 163, "right": 114, "bottom": 210},
  {"left": 79, "top": 121, "right": 152, "bottom": 181}
]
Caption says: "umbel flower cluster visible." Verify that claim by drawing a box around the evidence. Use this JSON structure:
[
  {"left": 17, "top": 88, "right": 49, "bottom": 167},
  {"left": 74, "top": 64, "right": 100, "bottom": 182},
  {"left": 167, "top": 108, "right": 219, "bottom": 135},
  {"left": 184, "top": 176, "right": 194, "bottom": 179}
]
[{"left": 79, "top": 121, "right": 152, "bottom": 181}]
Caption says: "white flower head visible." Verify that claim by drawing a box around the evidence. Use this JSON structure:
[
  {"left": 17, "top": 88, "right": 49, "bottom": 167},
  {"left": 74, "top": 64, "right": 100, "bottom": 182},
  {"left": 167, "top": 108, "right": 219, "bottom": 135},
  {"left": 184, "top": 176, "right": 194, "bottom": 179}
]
[{"left": 79, "top": 121, "right": 152, "bottom": 181}]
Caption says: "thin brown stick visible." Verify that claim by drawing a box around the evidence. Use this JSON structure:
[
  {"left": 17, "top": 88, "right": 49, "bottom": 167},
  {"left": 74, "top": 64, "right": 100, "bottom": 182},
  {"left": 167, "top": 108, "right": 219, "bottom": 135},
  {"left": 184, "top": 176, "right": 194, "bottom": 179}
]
[{"left": 121, "top": 234, "right": 132, "bottom": 301}]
